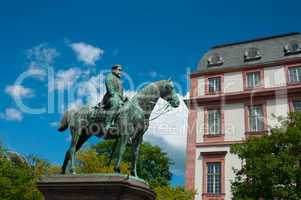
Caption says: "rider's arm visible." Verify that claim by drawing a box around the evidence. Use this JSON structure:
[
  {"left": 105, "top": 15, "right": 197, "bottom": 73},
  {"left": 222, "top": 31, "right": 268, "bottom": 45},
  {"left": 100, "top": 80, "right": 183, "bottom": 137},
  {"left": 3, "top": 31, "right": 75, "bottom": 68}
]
[{"left": 105, "top": 74, "right": 116, "bottom": 96}]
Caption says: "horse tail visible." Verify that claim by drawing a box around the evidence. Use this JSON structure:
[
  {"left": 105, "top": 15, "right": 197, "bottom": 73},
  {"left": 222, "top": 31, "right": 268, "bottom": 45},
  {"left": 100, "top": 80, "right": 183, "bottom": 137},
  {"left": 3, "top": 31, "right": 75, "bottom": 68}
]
[{"left": 58, "top": 111, "right": 69, "bottom": 132}]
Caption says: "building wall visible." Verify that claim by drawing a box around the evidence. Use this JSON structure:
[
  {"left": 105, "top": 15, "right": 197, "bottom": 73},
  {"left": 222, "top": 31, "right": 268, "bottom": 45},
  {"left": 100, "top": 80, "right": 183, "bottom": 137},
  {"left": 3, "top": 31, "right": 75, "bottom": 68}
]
[
  {"left": 196, "top": 65, "right": 288, "bottom": 98},
  {"left": 196, "top": 106, "right": 204, "bottom": 143},
  {"left": 224, "top": 151, "right": 241, "bottom": 200},
  {"left": 188, "top": 60, "right": 301, "bottom": 200},
  {"left": 224, "top": 72, "right": 244, "bottom": 93},
  {"left": 224, "top": 103, "right": 245, "bottom": 141},
  {"left": 194, "top": 146, "right": 241, "bottom": 200},
  {"left": 198, "top": 76, "right": 205, "bottom": 96},
  {"left": 267, "top": 97, "right": 289, "bottom": 129},
  {"left": 264, "top": 65, "right": 286, "bottom": 88},
  {"left": 196, "top": 101, "right": 290, "bottom": 142},
  {"left": 192, "top": 79, "right": 292, "bottom": 200}
]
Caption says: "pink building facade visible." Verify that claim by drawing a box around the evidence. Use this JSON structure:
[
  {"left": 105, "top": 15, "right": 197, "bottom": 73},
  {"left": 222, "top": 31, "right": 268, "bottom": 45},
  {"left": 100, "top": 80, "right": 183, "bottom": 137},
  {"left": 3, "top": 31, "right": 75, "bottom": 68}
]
[{"left": 185, "top": 33, "right": 301, "bottom": 200}]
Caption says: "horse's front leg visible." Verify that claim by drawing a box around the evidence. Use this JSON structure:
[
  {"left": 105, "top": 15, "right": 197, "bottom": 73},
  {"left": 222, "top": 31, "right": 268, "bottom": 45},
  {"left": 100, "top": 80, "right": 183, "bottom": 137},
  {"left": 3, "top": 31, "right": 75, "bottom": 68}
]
[
  {"left": 131, "top": 135, "right": 142, "bottom": 177},
  {"left": 61, "top": 148, "right": 71, "bottom": 174}
]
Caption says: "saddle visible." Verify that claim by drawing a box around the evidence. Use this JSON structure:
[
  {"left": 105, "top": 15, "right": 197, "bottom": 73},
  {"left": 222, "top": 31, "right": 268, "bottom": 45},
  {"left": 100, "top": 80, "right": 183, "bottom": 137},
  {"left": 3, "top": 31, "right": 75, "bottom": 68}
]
[{"left": 89, "top": 103, "right": 122, "bottom": 135}]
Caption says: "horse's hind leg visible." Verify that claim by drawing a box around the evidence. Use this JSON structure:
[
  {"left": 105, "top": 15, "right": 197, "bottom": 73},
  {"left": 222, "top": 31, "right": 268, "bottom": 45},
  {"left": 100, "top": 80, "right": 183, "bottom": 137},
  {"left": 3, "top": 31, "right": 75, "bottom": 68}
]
[
  {"left": 69, "top": 128, "right": 81, "bottom": 174},
  {"left": 131, "top": 136, "right": 142, "bottom": 177},
  {"left": 114, "top": 135, "right": 129, "bottom": 173},
  {"left": 76, "top": 132, "right": 91, "bottom": 152},
  {"left": 62, "top": 129, "right": 90, "bottom": 174}
]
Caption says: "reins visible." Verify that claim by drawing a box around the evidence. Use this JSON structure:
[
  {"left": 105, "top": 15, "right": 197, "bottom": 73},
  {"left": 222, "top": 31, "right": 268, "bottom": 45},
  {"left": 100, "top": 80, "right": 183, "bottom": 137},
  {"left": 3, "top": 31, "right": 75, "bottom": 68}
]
[{"left": 149, "top": 102, "right": 171, "bottom": 121}]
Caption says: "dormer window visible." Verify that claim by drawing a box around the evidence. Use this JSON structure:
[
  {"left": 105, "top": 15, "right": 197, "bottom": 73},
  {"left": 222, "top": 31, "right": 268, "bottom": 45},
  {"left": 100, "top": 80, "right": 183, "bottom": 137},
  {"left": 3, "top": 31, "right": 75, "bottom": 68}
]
[
  {"left": 208, "top": 53, "right": 223, "bottom": 67},
  {"left": 244, "top": 47, "right": 261, "bottom": 61},
  {"left": 284, "top": 41, "right": 301, "bottom": 55}
]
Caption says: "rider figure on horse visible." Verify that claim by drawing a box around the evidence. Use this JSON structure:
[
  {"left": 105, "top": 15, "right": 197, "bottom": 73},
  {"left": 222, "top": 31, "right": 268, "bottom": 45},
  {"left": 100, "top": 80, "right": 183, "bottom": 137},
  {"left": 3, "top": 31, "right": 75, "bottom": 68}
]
[{"left": 101, "top": 64, "right": 127, "bottom": 134}]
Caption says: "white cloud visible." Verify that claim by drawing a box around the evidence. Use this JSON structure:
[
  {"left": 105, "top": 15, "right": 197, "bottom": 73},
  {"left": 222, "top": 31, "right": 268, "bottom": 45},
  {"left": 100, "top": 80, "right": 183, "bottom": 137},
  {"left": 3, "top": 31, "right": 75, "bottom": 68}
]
[
  {"left": 27, "top": 43, "right": 59, "bottom": 68},
  {"left": 144, "top": 95, "right": 188, "bottom": 177},
  {"left": 24, "top": 43, "right": 59, "bottom": 81},
  {"left": 77, "top": 74, "right": 106, "bottom": 105},
  {"left": 5, "top": 85, "right": 34, "bottom": 99},
  {"left": 70, "top": 42, "right": 103, "bottom": 66},
  {"left": 55, "top": 67, "right": 82, "bottom": 90},
  {"left": 27, "top": 66, "right": 46, "bottom": 80},
  {"left": 68, "top": 99, "right": 84, "bottom": 111},
  {"left": 0, "top": 108, "right": 23, "bottom": 122}
]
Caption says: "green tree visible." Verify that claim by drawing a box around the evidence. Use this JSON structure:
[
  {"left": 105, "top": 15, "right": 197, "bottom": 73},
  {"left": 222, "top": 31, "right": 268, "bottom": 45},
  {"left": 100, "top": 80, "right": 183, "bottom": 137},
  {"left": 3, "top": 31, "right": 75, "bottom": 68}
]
[
  {"left": 93, "top": 140, "right": 173, "bottom": 187},
  {"left": 76, "top": 148, "right": 130, "bottom": 174},
  {"left": 27, "top": 155, "right": 61, "bottom": 177},
  {"left": 154, "top": 186, "right": 195, "bottom": 200},
  {"left": 0, "top": 154, "right": 43, "bottom": 200},
  {"left": 0, "top": 145, "right": 61, "bottom": 200},
  {"left": 231, "top": 112, "right": 301, "bottom": 200},
  {"left": 88, "top": 140, "right": 194, "bottom": 199}
]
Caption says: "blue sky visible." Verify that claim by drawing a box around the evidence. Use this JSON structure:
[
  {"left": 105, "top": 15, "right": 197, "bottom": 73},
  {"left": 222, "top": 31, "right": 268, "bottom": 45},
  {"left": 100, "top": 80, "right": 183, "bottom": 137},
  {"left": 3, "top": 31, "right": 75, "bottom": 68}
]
[{"left": 0, "top": 0, "right": 301, "bottom": 186}]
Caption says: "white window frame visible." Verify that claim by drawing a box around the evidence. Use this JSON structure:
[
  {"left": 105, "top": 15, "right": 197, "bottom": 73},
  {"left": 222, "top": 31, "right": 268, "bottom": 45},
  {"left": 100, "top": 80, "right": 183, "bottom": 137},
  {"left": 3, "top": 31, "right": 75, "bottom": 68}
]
[
  {"left": 208, "top": 77, "right": 221, "bottom": 93},
  {"left": 207, "top": 162, "right": 221, "bottom": 194},
  {"left": 248, "top": 105, "right": 264, "bottom": 132},
  {"left": 208, "top": 109, "right": 221, "bottom": 135},
  {"left": 292, "top": 100, "right": 301, "bottom": 112},
  {"left": 288, "top": 66, "right": 301, "bottom": 83},
  {"left": 246, "top": 71, "right": 261, "bottom": 88}
]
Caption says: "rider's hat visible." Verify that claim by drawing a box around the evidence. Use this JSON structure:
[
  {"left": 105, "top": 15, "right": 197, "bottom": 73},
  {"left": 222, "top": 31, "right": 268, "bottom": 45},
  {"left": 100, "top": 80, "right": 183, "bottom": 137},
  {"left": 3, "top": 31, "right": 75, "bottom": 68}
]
[{"left": 112, "top": 64, "right": 122, "bottom": 70}]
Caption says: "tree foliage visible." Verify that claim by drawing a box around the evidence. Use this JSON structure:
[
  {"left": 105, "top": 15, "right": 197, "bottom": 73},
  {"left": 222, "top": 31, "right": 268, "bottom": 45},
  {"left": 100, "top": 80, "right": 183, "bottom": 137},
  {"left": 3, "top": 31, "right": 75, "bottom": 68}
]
[
  {"left": 231, "top": 112, "right": 301, "bottom": 200},
  {"left": 76, "top": 148, "right": 130, "bottom": 174},
  {"left": 93, "top": 140, "right": 173, "bottom": 187},
  {"left": 85, "top": 140, "right": 194, "bottom": 200},
  {"left": 0, "top": 139, "right": 194, "bottom": 200},
  {"left": 0, "top": 146, "right": 61, "bottom": 200},
  {"left": 0, "top": 155, "right": 43, "bottom": 200},
  {"left": 154, "top": 186, "right": 195, "bottom": 200}
]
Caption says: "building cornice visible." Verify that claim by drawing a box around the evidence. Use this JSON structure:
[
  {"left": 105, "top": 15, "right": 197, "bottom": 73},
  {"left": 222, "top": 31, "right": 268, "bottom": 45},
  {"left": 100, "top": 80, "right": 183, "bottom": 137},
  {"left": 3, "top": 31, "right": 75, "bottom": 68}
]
[
  {"left": 186, "top": 84, "right": 301, "bottom": 107},
  {"left": 196, "top": 140, "right": 244, "bottom": 148}
]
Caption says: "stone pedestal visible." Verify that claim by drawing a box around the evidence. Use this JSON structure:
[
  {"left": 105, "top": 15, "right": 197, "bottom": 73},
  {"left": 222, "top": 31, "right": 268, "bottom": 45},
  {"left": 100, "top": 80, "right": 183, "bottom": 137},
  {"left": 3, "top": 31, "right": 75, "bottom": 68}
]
[{"left": 37, "top": 174, "right": 156, "bottom": 200}]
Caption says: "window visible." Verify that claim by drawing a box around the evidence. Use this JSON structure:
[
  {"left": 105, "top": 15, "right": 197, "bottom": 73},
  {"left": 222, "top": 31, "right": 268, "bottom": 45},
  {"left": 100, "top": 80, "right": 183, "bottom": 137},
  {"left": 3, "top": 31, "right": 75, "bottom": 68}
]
[
  {"left": 208, "top": 77, "right": 221, "bottom": 94},
  {"left": 284, "top": 41, "right": 301, "bottom": 55},
  {"left": 248, "top": 105, "right": 264, "bottom": 132},
  {"left": 208, "top": 53, "right": 223, "bottom": 67},
  {"left": 208, "top": 109, "right": 221, "bottom": 135},
  {"left": 246, "top": 71, "right": 261, "bottom": 89},
  {"left": 207, "top": 162, "right": 221, "bottom": 194},
  {"left": 288, "top": 66, "right": 301, "bottom": 84},
  {"left": 293, "top": 100, "right": 301, "bottom": 112},
  {"left": 244, "top": 47, "right": 261, "bottom": 61}
]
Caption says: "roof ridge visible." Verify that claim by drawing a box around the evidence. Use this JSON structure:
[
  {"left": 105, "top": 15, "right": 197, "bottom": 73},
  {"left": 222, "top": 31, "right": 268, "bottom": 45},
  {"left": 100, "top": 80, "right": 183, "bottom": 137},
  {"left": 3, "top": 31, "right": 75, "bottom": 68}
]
[{"left": 212, "top": 32, "right": 300, "bottom": 49}]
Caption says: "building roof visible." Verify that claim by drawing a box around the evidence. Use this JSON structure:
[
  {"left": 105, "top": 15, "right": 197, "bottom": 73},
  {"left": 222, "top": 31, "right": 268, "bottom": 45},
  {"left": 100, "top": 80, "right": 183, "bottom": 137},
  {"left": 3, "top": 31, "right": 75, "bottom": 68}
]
[{"left": 197, "top": 32, "right": 301, "bottom": 72}]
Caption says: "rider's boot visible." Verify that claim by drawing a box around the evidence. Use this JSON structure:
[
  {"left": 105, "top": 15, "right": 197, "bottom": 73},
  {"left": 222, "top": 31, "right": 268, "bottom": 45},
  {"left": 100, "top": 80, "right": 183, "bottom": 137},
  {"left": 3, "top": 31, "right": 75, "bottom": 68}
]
[{"left": 102, "top": 113, "right": 117, "bottom": 138}]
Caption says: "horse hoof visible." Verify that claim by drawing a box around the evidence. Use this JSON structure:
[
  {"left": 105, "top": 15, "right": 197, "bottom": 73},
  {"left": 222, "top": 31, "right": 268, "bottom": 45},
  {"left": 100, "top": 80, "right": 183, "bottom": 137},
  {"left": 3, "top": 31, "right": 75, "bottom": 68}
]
[
  {"left": 70, "top": 169, "right": 76, "bottom": 175},
  {"left": 114, "top": 168, "right": 121, "bottom": 174},
  {"left": 130, "top": 170, "right": 139, "bottom": 177}
]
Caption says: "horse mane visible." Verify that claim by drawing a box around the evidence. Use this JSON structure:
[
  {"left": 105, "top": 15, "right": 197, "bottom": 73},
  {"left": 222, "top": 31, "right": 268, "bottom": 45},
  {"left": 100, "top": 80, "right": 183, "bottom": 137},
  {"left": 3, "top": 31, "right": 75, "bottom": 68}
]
[{"left": 131, "top": 80, "right": 167, "bottom": 101}]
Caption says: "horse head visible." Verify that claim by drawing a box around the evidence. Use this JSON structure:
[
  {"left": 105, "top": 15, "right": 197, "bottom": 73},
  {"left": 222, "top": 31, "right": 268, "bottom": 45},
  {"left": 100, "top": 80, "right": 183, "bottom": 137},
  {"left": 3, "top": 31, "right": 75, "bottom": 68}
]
[{"left": 159, "top": 80, "right": 180, "bottom": 108}]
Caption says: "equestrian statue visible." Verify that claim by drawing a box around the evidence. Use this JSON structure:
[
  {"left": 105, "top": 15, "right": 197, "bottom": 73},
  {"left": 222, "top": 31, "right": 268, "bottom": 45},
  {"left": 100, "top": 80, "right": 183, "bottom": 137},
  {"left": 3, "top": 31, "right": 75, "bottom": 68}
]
[{"left": 58, "top": 64, "right": 180, "bottom": 178}]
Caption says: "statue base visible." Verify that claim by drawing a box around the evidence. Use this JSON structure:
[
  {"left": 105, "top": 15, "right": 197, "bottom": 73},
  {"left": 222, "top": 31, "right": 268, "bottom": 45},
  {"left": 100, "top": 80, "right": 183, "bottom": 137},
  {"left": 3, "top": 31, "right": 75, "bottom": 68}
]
[{"left": 37, "top": 174, "right": 156, "bottom": 200}]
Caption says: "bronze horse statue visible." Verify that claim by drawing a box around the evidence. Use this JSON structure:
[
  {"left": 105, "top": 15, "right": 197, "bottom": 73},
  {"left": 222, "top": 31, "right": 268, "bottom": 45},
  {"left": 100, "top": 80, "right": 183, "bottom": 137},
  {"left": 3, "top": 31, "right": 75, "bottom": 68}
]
[{"left": 58, "top": 80, "right": 180, "bottom": 177}]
